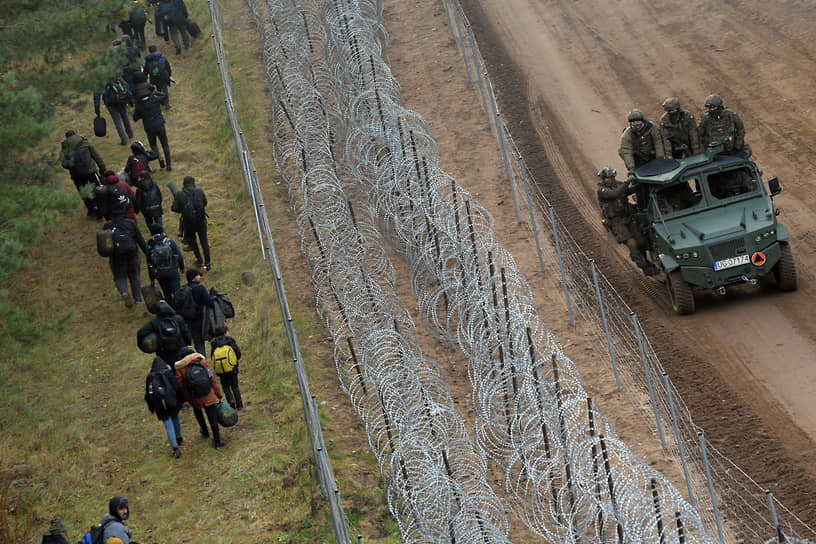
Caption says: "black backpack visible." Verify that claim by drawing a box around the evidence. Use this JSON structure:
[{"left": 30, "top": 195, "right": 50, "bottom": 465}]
[
  {"left": 150, "top": 237, "right": 177, "bottom": 279},
  {"left": 106, "top": 79, "right": 130, "bottom": 107},
  {"left": 108, "top": 184, "right": 133, "bottom": 217},
  {"left": 181, "top": 190, "right": 205, "bottom": 226},
  {"left": 146, "top": 369, "right": 179, "bottom": 413},
  {"left": 184, "top": 361, "right": 212, "bottom": 398},
  {"left": 156, "top": 316, "right": 183, "bottom": 354},
  {"left": 71, "top": 145, "right": 90, "bottom": 177},
  {"left": 77, "top": 519, "right": 114, "bottom": 544},
  {"left": 112, "top": 226, "right": 136, "bottom": 256},
  {"left": 172, "top": 284, "right": 199, "bottom": 321},
  {"left": 140, "top": 181, "right": 162, "bottom": 215}
]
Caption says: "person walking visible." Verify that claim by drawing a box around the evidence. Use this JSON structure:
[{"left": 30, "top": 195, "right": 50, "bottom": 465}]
[
  {"left": 137, "top": 300, "right": 190, "bottom": 365},
  {"left": 159, "top": 0, "right": 189, "bottom": 55},
  {"left": 123, "top": 140, "right": 160, "bottom": 183},
  {"left": 173, "top": 268, "right": 213, "bottom": 355},
  {"left": 171, "top": 176, "right": 210, "bottom": 269},
  {"left": 145, "top": 355, "right": 185, "bottom": 457},
  {"left": 174, "top": 347, "right": 224, "bottom": 448},
  {"left": 128, "top": 0, "right": 148, "bottom": 50},
  {"left": 97, "top": 172, "right": 137, "bottom": 223},
  {"left": 210, "top": 328, "right": 243, "bottom": 410},
  {"left": 59, "top": 130, "right": 105, "bottom": 217},
  {"left": 143, "top": 45, "right": 172, "bottom": 108},
  {"left": 94, "top": 77, "right": 134, "bottom": 146},
  {"left": 103, "top": 213, "right": 149, "bottom": 308},
  {"left": 41, "top": 518, "right": 70, "bottom": 544},
  {"left": 146, "top": 224, "right": 185, "bottom": 301},
  {"left": 132, "top": 162, "right": 163, "bottom": 226},
  {"left": 100, "top": 496, "right": 133, "bottom": 544},
  {"left": 133, "top": 85, "right": 172, "bottom": 171}
]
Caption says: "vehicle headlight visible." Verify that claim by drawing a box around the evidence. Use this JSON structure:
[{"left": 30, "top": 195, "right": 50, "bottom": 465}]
[
  {"left": 754, "top": 235, "right": 762, "bottom": 242},
  {"left": 692, "top": 251, "right": 699, "bottom": 258}
]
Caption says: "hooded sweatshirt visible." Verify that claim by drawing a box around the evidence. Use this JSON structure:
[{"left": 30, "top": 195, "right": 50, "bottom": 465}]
[
  {"left": 102, "top": 173, "right": 138, "bottom": 221},
  {"left": 101, "top": 496, "right": 131, "bottom": 544},
  {"left": 137, "top": 301, "right": 191, "bottom": 363},
  {"left": 145, "top": 355, "right": 184, "bottom": 420}
]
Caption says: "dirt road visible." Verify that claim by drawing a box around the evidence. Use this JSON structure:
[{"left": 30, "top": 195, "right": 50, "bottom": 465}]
[{"left": 451, "top": 0, "right": 816, "bottom": 525}]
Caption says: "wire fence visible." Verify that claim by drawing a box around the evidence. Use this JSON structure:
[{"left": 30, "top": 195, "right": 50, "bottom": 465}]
[{"left": 208, "top": 0, "right": 816, "bottom": 541}]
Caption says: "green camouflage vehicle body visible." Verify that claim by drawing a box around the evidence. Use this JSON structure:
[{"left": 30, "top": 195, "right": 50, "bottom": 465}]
[{"left": 633, "top": 143, "right": 797, "bottom": 314}]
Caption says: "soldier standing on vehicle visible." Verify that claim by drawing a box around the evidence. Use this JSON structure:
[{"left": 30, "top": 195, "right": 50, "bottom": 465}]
[
  {"left": 659, "top": 97, "right": 701, "bottom": 159},
  {"left": 618, "top": 109, "right": 669, "bottom": 177},
  {"left": 596, "top": 167, "right": 658, "bottom": 276},
  {"left": 698, "top": 94, "right": 751, "bottom": 158}
]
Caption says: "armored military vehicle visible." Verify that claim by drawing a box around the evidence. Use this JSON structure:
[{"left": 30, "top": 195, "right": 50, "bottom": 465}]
[{"left": 632, "top": 143, "right": 797, "bottom": 314}]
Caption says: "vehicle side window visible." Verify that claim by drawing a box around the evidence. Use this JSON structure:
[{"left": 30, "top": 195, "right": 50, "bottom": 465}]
[
  {"left": 708, "top": 167, "right": 757, "bottom": 199},
  {"left": 656, "top": 181, "right": 698, "bottom": 214}
]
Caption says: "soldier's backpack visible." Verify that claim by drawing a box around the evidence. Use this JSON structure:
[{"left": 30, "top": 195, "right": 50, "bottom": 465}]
[
  {"left": 112, "top": 225, "right": 136, "bottom": 256},
  {"left": 157, "top": 316, "right": 184, "bottom": 354},
  {"left": 150, "top": 236, "right": 177, "bottom": 279},
  {"left": 184, "top": 360, "right": 212, "bottom": 398},
  {"left": 172, "top": 284, "right": 199, "bottom": 321},
  {"left": 76, "top": 519, "right": 114, "bottom": 544},
  {"left": 212, "top": 343, "right": 238, "bottom": 375},
  {"left": 181, "top": 189, "right": 205, "bottom": 227},
  {"left": 146, "top": 368, "right": 179, "bottom": 413}
]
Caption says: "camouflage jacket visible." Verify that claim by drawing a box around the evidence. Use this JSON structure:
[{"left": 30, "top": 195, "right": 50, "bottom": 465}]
[
  {"left": 698, "top": 108, "right": 745, "bottom": 153},
  {"left": 597, "top": 179, "right": 636, "bottom": 223},
  {"left": 659, "top": 109, "right": 701, "bottom": 158},
  {"left": 618, "top": 121, "right": 669, "bottom": 173}
]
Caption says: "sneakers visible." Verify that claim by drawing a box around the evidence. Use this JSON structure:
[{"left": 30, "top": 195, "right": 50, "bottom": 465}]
[
  {"left": 122, "top": 293, "right": 134, "bottom": 308},
  {"left": 204, "top": 263, "right": 212, "bottom": 271},
  {"left": 172, "top": 447, "right": 182, "bottom": 458},
  {"left": 176, "top": 436, "right": 184, "bottom": 445}
]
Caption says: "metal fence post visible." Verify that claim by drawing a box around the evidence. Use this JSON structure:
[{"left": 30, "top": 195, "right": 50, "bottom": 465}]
[
  {"left": 591, "top": 259, "right": 621, "bottom": 390},
  {"left": 549, "top": 206, "right": 574, "bottom": 326},
  {"left": 698, "top": 431, "right": 724, "bottom": 544},
  {"left": 663, "top": 372, "right": 696, "bottom": 511},
  {"left": 631, "top": 312, "right": 666, "bottom": 450}
]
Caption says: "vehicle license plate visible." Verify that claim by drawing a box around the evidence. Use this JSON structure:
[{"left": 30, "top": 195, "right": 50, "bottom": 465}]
[{"left": 713, "top": 254, "right": 750, "bottom": 271}]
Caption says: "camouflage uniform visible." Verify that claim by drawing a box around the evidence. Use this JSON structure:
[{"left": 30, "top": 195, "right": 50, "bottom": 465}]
[
  {"left": 597, "top": 176, "right": 650, "bottom": 270},
  {"left": 659, "top": 109, "right": 701, "bottom": 158},
  {"left": 618, "top": 121, "right": 669, "bottom": 173},
  {"left": 698, "top": 108, "right": 748, "bottom": 156}
]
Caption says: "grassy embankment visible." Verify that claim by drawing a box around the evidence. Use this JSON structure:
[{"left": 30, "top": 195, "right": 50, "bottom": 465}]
[{"left": 1, "top": 1, "right": 397, "bottom": 542}]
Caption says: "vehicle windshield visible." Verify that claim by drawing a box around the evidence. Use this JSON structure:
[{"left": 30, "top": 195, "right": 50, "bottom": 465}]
[
  {"left": 707, "top": 166, "right": 759, "bottom": 200},
  {"left": 653, "top": 179, "right": 701, "bottom": 216}
]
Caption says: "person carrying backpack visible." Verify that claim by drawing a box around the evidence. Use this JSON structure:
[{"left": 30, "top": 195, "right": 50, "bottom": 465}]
[
  {"left": 100, "top": 496, "right": 133, "bottom": 544},
  {"left": 40, "top": 517, "right": 70, "bottom": 544},
  {"left": 174, "top": 347, "right": 224, "bottom": 448},
  {"left": 103, "top": 214, "right": 148, "bottom": 308},
  {"left": 59, "top": 130, "right": 105, "bottom": 218},
  {"left": 133, "top": 85, "right": 172, "bottom": 171},
  {"left": 172, "top": 176, "right": 210, "bottom": 270},
  {"left": 137, "top": 300, "right": 190, "bottom": 365},
  {"left": 210, "top": 328, "right": 243, "bottom": 410},
  {"left": 160, "top": 0, "right": 189, "bottom": 55},
  {"left": 146, "top": 223, "right": 184, "bottom": 300},
  {"left": 124, "top": 140, "right": 160, "bottom": 183},
  {"left": 144, "top": 355, "right": 185, "bottom": 457},
  {"left": 132, "top": 162, "right": 163, "bottom": 226},
  {"left": 94, "top": 77, "right": 134, "bottom": 146},
  {"left": 174, "top": 268, "right": 213, "bottom": 355},
  {"left": 97, "top": 172, "right": 137, "bottom": 222},
  {"left": 128, "top": 1, "right": 148, "bottom": 50},
  {"left": 143, "top": 45, "right": 172, "bottom": 108}
]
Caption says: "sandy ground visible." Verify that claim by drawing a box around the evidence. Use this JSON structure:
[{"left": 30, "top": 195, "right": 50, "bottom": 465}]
[{"left": 379, "top": 0, "right": 816, "bottom": 530}]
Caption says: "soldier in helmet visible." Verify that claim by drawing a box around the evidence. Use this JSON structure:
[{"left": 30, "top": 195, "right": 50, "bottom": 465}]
[
  {"left": 618, "top": 109, "right": 670, "bottom": 177},
  {"left": 659, "top": 97, "right": 701, "bottom": 159},
  {"left": 596, "top": 167, "right": 658, "bottom": 275},
  {"left": 698, "top": 94, "right": 750, "bottom": 157}
]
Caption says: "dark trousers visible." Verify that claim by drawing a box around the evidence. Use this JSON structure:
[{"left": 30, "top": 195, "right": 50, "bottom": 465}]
[
  {"left": 71, "top": 171, "right": 101, "bottom": 214},
  {"left": 146, "top": 126, "right": 171, "bottom": 169},
  {"left": 168, "top": 22, "right": 189, "bottom": 51},
  {"left": 186, "top": 220, "right": 210, "bottom": 267},
  {"left": 110, "top": 252, "right": 142, "bottom": 301},
  {"left": 157, "top": 274, "right": 181, "bottom": 303},
  {"left": 218, "top": 368, "right": 242, "bottom": 409},
  {"left": 132, "top": 22, "right": 146, "bottom": 48},
  {"left": 193, "top": 403, "right": 220, "bottom": 445}
]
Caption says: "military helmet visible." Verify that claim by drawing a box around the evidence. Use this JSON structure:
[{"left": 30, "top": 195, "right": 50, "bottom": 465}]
[
  {"left": 704, "top": 94, "right": 723, "bottom": 108},
  {"left": 627, "top": 109, "right": 645, "bottom": 122},
  {"left": 597, "top": 167, "right": 617, "bottom": 179},
  {"left": 662, "top": 97, "right": 680, "bottom": 111}
]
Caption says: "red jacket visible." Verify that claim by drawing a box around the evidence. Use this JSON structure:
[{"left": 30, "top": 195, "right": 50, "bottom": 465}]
[{"left": 174, "top": 352, "right": 222, "bottom": 409}]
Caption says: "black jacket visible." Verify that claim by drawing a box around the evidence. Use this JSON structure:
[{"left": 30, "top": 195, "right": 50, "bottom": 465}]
[
  {"left": 210, "top": 335, "right": 241, "bottom": 361},
  {"left": 137, "top": 301, "right": 191, "bottom": 363},
  {"left": 133, "top": 94, "right": 165, "bottom": 133},
  {"left": 144, "top": 355, "right": 185, "bottom": 420},
  {"left": 103, "top": 215, "right": 148, "bottom": 258}
]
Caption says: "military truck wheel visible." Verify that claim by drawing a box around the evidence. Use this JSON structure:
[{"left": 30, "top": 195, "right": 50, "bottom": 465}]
[
  {"left": 774, "top": 241, "right": 798, "bottom": 292},
  {"left": 666, "top": 269, "right": 695, "bottom": 315}
]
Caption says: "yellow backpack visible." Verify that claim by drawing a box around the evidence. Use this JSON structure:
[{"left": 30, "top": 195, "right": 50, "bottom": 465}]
[{"left": 212, "top": 344, "right": 238, "bottom": 375}]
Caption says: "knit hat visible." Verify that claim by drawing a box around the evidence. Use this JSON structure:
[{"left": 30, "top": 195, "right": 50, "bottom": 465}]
[
  {"left": 148, "top": 223, "right": 164, "bottom": 235},
  {"left": 132, "top": 161, "right": 148, "bottom": 178},
  {"left": 49, "top": 518, "right": 67, "bottom": 535},
  {"left": 186, "top": 268, "right": 200, "bottom": 282},
  {"left": 104, "top": 173, "right": 120, "bottom": 185}
]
